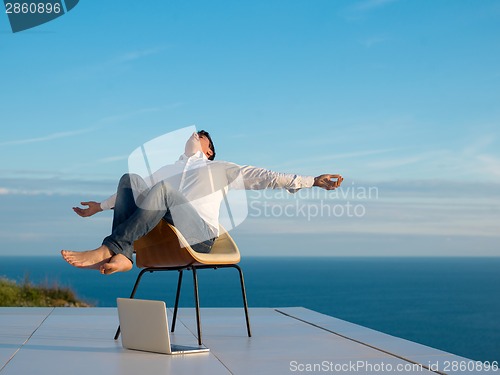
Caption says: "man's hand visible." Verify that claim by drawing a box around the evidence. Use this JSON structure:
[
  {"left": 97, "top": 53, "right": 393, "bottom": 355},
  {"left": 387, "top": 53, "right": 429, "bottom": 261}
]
[
  {"left": 313, "top": 174, "right": 343, "bottom": 190},
  {"left": 73, "top": 201, "right": 103, "bottom": 217}
]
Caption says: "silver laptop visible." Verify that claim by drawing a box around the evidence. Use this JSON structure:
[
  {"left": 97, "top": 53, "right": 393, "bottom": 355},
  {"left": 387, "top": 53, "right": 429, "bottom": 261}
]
[{"left": 117, "top": 298, "right": 210, "bottom": 355}]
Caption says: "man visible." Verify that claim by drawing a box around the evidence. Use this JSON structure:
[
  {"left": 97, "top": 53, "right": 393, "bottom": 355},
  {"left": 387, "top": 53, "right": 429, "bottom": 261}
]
[{"left": 61, "top": 130, "right": 343, "bottom": 274}]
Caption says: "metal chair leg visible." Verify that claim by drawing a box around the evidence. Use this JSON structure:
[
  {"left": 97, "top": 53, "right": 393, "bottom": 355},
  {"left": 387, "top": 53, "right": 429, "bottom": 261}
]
[
  {"left": 234, "top": 265, "right": 252, "bottom": 337},
  {"left": 114, "top": 268, "right": 150, "bottom": 340},
  {"left": 192, "top": 267, "right": 202, "bottom": 345},
  {"left": 171, "top": 269, "right": 183, "bottom": 333}
]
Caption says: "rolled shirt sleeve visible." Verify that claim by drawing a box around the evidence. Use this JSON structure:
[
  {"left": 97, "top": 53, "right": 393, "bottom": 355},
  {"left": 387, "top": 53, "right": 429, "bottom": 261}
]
[
  {"left": 100, "top": 193, "right": 117, "bottom": 211},
  {"left": 226, "top": 163, "right": 315, "bottom": 193}
]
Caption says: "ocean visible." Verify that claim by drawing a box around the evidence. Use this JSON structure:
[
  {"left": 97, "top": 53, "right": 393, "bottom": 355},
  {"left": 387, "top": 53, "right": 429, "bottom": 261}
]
[{"left": 1, "top": 256, "right": 499, "bottom": 363}]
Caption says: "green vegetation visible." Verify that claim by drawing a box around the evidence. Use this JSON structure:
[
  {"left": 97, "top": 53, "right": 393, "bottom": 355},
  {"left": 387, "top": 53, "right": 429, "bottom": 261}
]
[{"left": 0, "top": 277, "right": 91, "bottom": 307}]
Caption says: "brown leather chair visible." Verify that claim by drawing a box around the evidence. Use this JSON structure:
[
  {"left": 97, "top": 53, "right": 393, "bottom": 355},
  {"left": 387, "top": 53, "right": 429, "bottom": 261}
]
[{"left": 114, "top": 220, "right": 251, "bottom": 345}]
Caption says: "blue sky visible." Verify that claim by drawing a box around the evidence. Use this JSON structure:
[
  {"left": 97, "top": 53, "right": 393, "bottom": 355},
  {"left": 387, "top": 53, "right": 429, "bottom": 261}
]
[{"left": 0, "top": 0, "right": 499, "bottom": 256}]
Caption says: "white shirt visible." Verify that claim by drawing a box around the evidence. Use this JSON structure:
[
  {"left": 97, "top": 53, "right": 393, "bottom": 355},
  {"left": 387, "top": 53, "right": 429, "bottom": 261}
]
[{"left": 100, "top": 151, "right": 315, "bottom": 235}]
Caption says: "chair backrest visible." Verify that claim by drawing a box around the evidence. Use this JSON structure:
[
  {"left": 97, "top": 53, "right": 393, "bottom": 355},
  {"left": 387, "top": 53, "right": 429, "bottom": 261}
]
[{"left": 134, "top": 220, "right": 240, "bottom": 268}]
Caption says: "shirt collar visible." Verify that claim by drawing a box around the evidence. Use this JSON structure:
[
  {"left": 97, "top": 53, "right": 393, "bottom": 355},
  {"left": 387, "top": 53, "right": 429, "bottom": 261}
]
[{"left": 177, "top": 151, "right": 208, "bottom": 163}]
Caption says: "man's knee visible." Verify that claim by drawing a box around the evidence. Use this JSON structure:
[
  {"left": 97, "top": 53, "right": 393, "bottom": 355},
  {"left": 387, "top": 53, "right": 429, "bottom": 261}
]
[
  {"left": 118, "top": 173, "right": 132, "bottom": 188},
  {"left": 118, "top": 173, "right": 144, "bottom": 189}
]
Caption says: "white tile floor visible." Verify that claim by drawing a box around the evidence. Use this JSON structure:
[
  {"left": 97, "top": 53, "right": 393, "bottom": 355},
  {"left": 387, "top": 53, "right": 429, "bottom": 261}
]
[{"left": 0, "top": 307, "right": 495, "bottom": 375}]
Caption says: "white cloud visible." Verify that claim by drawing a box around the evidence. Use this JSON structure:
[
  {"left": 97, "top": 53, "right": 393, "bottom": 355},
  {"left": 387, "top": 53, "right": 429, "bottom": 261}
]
[
  {"left": 97, "top": 155, "right": 129, "bottom": 163},
  {"left": 0, "top": 103, "right": 180, "bottom": 148},
  {"left": 341, "top": 0, "right": 399, "bottom": 22},
  {"left": 352, "top": 0, "right": 399, "bottom": 12},
  {"left": 270, "top": 148, "right": 398, "bottom": 171},
  {"left": 360, "top": 35, "right": 390, "bottom": 48},
  {"left": 0, "top": 128, "right": 94, "bottom": 146},
  {"left": 61, "top": 46, "right": 167, "bottom": 81},
  {"left": 476, "top": 154, "right": 500, "bottom": 177},
  {"left": 114, "top": 47, "right": 166, "bottom": 64},
  {"left": 463, "top": 135, "right": 496, "bottom": 156},
  {"left": 96, "top": 103, "right": 180, "bottom": 126},
  {"left": 366, "top": 150, "right": 446, "bottom": 169},
  {"left": 0, "top": 173, "right": 116, "bottom": 197},
  {"left": 0, "top": 187, "right": 55, "bottom": 196}
]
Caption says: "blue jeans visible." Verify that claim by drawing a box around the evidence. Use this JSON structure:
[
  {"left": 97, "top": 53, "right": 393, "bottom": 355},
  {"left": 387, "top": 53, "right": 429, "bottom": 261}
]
[{"left": 102, "top": 174, "right": 215, "bottom": 262}]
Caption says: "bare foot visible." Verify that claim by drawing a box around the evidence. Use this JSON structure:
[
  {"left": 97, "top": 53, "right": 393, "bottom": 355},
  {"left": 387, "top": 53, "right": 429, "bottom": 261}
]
[
  {"left": 61, "top": 245, "right": 113, "bottom": 271},
  {"left": 100, "top": 254, "right": 133, "bottom": 275}
]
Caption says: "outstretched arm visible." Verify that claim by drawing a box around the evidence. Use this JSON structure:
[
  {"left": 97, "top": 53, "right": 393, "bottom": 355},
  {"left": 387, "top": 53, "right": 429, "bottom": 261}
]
[
  {"left": 223, "top": 162, "right": 343, "bottom": 192},
  {"left": 313, "top": 174, "right": 343, "bottom": 190},
  {"left": 73, "top": 201, "right": 103, "bottom": 217}
]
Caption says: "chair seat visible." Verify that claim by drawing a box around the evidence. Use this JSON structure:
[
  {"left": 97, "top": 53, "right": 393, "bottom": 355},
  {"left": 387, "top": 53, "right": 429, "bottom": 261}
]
[{"left": 134, "top": 220, "right": 240, "bottom": 268}]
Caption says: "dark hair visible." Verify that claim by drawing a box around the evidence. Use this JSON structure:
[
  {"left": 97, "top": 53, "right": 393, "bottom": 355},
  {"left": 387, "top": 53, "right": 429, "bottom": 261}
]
[{"left": 197, "top": 130, "right": 216, "bottom": 160}]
